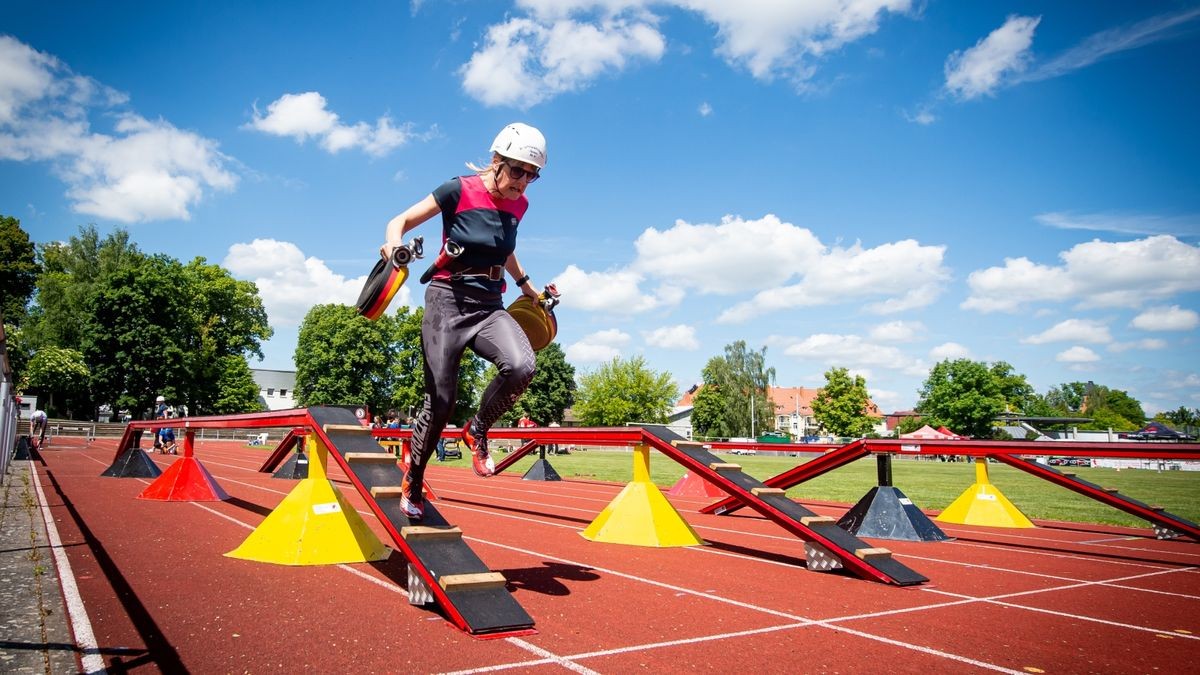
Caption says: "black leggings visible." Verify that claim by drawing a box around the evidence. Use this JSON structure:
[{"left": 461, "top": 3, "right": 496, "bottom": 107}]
[{"left": 407, "top": 281, "right": 535, "bottom": 495}]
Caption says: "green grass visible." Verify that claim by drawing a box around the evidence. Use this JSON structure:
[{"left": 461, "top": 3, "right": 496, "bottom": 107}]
[{"left": 443, "top": 448, "right": 1200, "bottom": 528}]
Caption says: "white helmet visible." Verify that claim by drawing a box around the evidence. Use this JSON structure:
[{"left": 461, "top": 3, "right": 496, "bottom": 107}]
[
  {"left": 490, "top": 123, "right": 547, "bottom": 168},
  {"left": 156, "top": 395, "right": 165, "bottom": 403}
]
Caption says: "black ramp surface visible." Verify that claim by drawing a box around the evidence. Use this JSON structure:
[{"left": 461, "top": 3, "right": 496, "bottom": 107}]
[
  {"left": 307, "top": 406, "right": 533, "bottom": 634},
  {"left": 640, "top": 425, "right": 928, "bottom": 586}
]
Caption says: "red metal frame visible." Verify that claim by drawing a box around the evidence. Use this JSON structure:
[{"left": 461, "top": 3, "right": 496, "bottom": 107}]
[{"left": 700, "top": 440, "right": 870, "bottom": 515}]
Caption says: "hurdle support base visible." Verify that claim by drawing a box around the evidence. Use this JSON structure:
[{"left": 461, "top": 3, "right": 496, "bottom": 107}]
[
  {"left": 581, "top": 445, "right": 704, "bottom": 548},
  {"left": 936, "top": 458, "right": 1033, "bottom": 529}
]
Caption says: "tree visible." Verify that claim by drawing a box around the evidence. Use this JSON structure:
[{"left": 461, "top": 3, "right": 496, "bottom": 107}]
[
  {"left": 177, "top": 258, "right": 272, "bottom": 414},
  {"left": 210, "top": 356, "right": 265, "bottom": 414},
  {"left": 0, "top": 215, "right": 38, "bottom": 326},
  {"left": 689, "top": 384, "right": 727, "bottom": 438},
  {"left": 573, "top": 356, "right": 677, "bottom": 426},
  {"left": 503, "top": 342, "right": 576, "bottom": 425},
  {"left": 28, "top": 225, "right": 142, "bottom": 352},
  {"left": 1045, "top": 382, "right": 1088, "bottom": 413},
  {"left": 698, "top": 341, "right": 776, "bottom": 438},
  {"left": 811, "top": 367, "right": 875, "bottom": 438},
  {"left": 294, "top": 304, "right": 397, "bottom": 411},
  {"left": 81, "top": 255, "right": 191, "bottom": 419},
  {"left": 915, "top": 359, "right": 1007, "bottom": 438},
  {"left": 20, "top": 346, "right": 89, "bottom": 418},
  {"left": 989, "top": 361, "right": 1036, "bottom": 413}
]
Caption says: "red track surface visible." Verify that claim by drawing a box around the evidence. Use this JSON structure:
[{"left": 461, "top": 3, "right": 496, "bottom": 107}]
[{"left": 31, "top": 436, "right": 1200, "bottom": 673}]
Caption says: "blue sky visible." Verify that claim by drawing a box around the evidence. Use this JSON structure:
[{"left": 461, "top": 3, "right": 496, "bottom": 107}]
[{"left": 3, "top": 1, "right": 1199, "bottom": 416}]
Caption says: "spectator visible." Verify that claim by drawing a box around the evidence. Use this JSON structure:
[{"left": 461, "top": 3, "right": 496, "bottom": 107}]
[
  {"left": 548, "top": 419, "right": 561, "bottom": 454},
  {"left": 158, "top": 419, "right": 177, "bottom": 455},
  {"left": 30, "top": 408, "right": 48, "bottom": 449},
  {"left": 386, "top": 409, "right": 400, "bottom": 429}
]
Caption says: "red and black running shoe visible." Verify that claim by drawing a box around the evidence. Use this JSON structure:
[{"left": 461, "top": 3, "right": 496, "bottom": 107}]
[{"left": 462, "top": 420, "right": 495, "bottom": 477}]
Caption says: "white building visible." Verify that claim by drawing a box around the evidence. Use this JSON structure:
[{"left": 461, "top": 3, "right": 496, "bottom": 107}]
[{"left": 250, "top": 369, "right": 297, "bottom": 411}]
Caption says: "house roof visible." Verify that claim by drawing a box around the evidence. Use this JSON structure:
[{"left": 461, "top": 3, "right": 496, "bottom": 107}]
[{"left": 675, "top": 384, "right": 881, "bottom": 418}]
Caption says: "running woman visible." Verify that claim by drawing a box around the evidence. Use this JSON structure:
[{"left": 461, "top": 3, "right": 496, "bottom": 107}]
[{"left": 379, "top": 123, "right": 547, "bottom": 519}]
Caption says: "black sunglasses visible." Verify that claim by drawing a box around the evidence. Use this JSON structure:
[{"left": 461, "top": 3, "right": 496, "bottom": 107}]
[{"left": 502, "top": 161, "right": 540, "bottom": 182}]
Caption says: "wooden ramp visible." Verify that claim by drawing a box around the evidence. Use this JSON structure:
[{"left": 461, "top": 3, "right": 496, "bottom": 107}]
[
  {"left": 699, "top": 440, "right": 871, "bottom": 516},
  {"left": 639, "top": 426, "right": 927, "bottom": 586},
  {"left": 308, "top": 406, "right": 534, "bottom": 636},
  {"left": 993, "top": 454, "right": 1200, "bottom": 541}
]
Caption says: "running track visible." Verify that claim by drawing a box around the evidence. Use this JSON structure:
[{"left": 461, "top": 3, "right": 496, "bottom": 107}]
[{"left": 28, "top": 437, "right": 1200, "bottom": 672}]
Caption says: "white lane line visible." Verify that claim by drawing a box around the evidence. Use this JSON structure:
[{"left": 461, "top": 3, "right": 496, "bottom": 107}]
[
  {"left": 466, "top": 537, "right": 1026, "bottom": 673},
  {"left": 30, "top": 460, "right": 107, "bottom": 674},
  {"left": 73, "top": 448, "right": 1194, "bottom": 670}
]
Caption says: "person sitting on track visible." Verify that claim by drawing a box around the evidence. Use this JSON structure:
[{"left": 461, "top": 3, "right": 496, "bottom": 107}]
[
  {"left": 158, "top": 419, "right": 177, "bottom": 455},
  {"left": 379, "top": 122, "right": 547, "bottom": 520}
]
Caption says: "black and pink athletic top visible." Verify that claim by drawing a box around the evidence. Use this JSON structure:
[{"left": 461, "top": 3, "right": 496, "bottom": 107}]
[{"left": 431, "top": 174, "right": 528, "bottom": 293}]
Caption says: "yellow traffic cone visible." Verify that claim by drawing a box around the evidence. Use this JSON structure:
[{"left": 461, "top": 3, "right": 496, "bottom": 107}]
[
  {"left": 227, "top": 433, "right": 390, "bottom": 565},
  {"left": 581, "top": 445, "right": 704, "bottom": 547},
  {"left": 936, "top": 458, "right": 1034, "bottom": 529}
]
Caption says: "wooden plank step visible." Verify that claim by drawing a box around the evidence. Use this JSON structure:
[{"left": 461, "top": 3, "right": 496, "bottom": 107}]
[
  {"left": 1150, "top": 505, "right": 1165, "bottom": 511},
  {"left": 800, "top": 516, "right": 836, "bottom": 526},
  {"left": 371, "top": 486, "right": 405, "bottom": 499},
  {"left": 1063, "top": 473, "right": 1076, "bottom": 478},
  {"left": 345, "top": 452, "right": 397, "bottom": 462},
  {"left": 751, "top": 487, "right": 785, "bottom": 496},
  {"left": 401, "top": 526, "right": 462, "bottom": 542},
  {"left": 324, "top": 424, "right": 371, "bottom": 434},
  {"left": 673, "top": 440, "right": 705, "bottom": 449},
  {"left": 439, "top": 572, "right": 507, "bottom": 591},
  {"left": 709, "top": 462, "right": 741, "bottom": 471},
  {"left": 1103, "top": 487, "right": 1119, "bottom": 493},
  {"left": 855, "top": 547, "right": 892, "bottom": 560}
]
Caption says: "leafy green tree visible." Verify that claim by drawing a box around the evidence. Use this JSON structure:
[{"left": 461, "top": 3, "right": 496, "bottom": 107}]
[
  {"left": 1086, "top": 387, "right": 1145, "bottom": 427},
  {"left": 573, "top": 356, "right": 677, "bottom": 426},
  {"left": 689, "top": 384, "right": 727, "bottom": 438},
  {"left": 699, "top": 341, "right": 776, "bottom": 437},
  {"left": 1158, "top": 407, "right": 1199, "bottom": 435},
  {"left": 989, "top": 361, "right": 1036, "bottom": 413},
  {"left": 812, "top": 367, "right": 875, "bottom": 438},
  {"left": 210, "top": 355, "right": 265, "bottom": 414},
  {"left": 177, "top": 258, "right": 272, "bottom": 413},
  {"left": 502, "top": 342, "right": 576, "bottom": 425},
  {"left": 1086, "top": 407, "right": 1138, "bottom": 432},
  {"left": 81, "top": 255, "right": 190, "bottom": 419},
  {"left": 20, "top": 346, "right": 90, "bottom": 418},
  {"left": 915, "top": 359, "right": 1007, "bottom": 438},
  {"left": 28, "top": 225, "right": 142, "bottom": 352},
  {"left": 895, "top": 416, "right": 925, "bottom": 435},
  {"left": 294, "top": 304, "right": 396, "bottom": 411},
  {"left": 1044, "top": 382, "right": 1088, "bottom": 413},
  {"left": 0, "top": 215, "right": 38, "bottom": 325}
]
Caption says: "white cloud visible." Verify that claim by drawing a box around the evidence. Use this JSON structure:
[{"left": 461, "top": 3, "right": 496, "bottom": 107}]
[
  {"left": 1131, "top": 305, "right": 1199, "bottom": 332},
  {"left": 1021, "top": 318, "right": 1112, "bottom": 345},
  {"left": 1108, "top": 338, "right": 1167, "bottom": 353},
  {"left": 223, "top": 239, "right": 410, "bottom": 327},
  {"left": 869, "top": 320, "right": 924, "bottom": 342},
  {"left": 929, "top": 342, "right": 970, "bottom": 361},
  {"left": 944, "top": 15, "right": 1040, "bottom": 100},
  {"left": 698, "top": 102, "right": 712, "bottom": 116},
  {"left": 643, "top": 324, "right": 699, "bottom": 350},
  {"left": 681, "top": 0, "right": 913, "bottom": 86},
  {"left": 246, "top": 91, "right": 415, "bottom": 157},
  {"left": 633, "top": 214, "right": 825, "bottom": 295},
  {"left": 1036, "top": 211, "right": 1200, "bottom": 238},
  {"left": 464, "top": 1, "right": 911, "bottom": 106},
  {"left": 0, "top": 36, "right": 235, "bottom": 222},
  {"left": 460, "top": 17, "right": 665, "bottom": 108},
  {"left": 781, "top": 333, "right": 925, "bottom": 374},
  {"left": 718, "top": 237, "right": 948, "bottom": 323},
  {"left": 566, "top": 328, "right": 631, "bottom": 362},
  {"left": 1020, "top": 7, "right": 1200, "bottom": 85},
  {"left": 551, "top": 264, "right": 683, "bottom": 314},
  {"left": 1056, "top": 346, "right": 1100, "bottom": 363},
  {"left": 963, "top": 235, "right": 1200, "bottom": 313}
]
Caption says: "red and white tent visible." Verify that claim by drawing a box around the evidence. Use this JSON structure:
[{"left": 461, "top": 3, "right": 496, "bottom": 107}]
[{"left": 900, "top": 424, "right": 963, "bottom": 440}]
